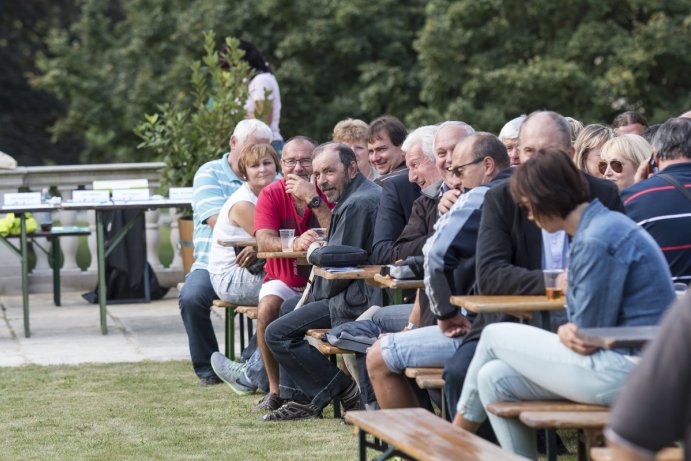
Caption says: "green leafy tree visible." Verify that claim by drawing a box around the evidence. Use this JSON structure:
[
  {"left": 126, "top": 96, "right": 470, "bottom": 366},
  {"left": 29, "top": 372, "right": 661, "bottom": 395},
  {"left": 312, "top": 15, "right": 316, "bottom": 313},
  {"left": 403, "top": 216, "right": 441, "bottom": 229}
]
[
  {"left": 414, "top": 0, "right": 691, "bottom": 132},
  {"left": 134, "top": 33, "right": 249, "bottom": 191}
]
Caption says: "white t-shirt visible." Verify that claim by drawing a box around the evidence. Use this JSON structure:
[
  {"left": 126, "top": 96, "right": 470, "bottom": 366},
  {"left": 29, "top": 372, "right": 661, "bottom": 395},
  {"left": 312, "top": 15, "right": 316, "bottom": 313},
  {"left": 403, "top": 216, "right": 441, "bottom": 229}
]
[
  {"left": 208, "top": 183, "right": 258, "bottom": 275},
  {"left": 245, "top": 72, "right": 282, "bottom": 142}
]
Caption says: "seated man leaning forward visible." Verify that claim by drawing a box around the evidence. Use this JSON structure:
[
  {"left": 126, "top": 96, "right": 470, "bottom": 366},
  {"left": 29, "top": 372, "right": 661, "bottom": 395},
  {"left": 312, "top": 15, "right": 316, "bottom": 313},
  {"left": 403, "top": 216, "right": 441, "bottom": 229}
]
[
  {"left": 263, "top": 142, "right": 382, "bottom": 421},
  {"left": 251, "top": 136, "right": 333, "bottom": 413},
  {"left": 454, "top": 149, "right": 675, "bottom": 460},
  {"left": 366, "top": 133, "right": 511, "bottom": 410}
]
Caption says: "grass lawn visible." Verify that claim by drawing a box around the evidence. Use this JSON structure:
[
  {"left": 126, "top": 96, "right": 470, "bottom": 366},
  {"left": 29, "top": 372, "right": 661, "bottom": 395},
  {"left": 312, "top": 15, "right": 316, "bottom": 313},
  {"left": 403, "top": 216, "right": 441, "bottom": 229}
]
[{"left": 0, "top": 361, "right": 356, "bottom": 460}]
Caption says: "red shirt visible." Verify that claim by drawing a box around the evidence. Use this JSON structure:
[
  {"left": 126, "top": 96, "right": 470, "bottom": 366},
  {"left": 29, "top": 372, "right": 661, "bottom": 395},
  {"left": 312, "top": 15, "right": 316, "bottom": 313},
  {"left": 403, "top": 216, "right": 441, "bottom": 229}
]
[{"left": 254, "top": 178, "right": 332, "bottom": 289}]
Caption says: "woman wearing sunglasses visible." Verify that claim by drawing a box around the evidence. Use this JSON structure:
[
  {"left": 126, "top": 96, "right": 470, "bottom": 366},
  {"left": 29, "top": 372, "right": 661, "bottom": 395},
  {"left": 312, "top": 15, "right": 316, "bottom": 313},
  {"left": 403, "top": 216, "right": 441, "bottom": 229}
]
[
  {"left": 598, "top": 134, "right": 652, "bottom": 190},
  {"left": 573, "top": 124, "right": 615, "bottom": 177}
]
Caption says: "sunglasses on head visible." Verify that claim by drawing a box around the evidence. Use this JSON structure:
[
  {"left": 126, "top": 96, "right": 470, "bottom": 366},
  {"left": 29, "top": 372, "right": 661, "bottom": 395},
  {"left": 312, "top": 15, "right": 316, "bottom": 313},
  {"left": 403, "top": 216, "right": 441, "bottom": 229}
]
[{"left": 598, "top": 160, "right": 624, "bottom": 175}]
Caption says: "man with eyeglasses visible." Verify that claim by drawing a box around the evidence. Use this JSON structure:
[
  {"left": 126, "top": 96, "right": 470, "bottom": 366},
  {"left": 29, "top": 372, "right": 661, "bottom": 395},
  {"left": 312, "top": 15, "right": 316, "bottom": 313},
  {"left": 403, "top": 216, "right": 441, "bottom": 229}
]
[
  {"left": 367, "top": 132, "right": 509, "bottom": 414},
  {"left": 243, "top": 136, "right": 334, "bottom": 413}
]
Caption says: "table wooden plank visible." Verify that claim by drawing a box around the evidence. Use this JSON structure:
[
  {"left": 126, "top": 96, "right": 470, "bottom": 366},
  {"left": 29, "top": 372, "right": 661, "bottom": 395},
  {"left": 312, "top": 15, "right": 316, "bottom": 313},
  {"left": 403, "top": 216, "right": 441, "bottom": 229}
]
[
  {"left": 519, "top": 411, "right": 609, "bottom": 429},
  {"left": 591, "top": 447, "right": 683, "bottom": 461},
  {"left": 372, "top": 273, "right": 424, "bottom": 289},
  {"left": 313, "top": 265, "right": 381, "bottom": 280},
  {"left": 404, "top": 367, "right": 443, "bottom": 379},
  {"left": 450, "top": 295, "right": 565, "bottom": 315},
  {"left": 576, "top": 326, "right": 659, "bottom": 349},
  {"left": 345, "top": 408, "right": 528, "bottom": 461},
  {"left": 217, "top": 238, "right": 257, "bottom": 248},
  {"left": 487, "top": 401, "right": 608, "bottom": 418},
  {"left": 257, "top": 250, "right": 307, "bottom": 259}
]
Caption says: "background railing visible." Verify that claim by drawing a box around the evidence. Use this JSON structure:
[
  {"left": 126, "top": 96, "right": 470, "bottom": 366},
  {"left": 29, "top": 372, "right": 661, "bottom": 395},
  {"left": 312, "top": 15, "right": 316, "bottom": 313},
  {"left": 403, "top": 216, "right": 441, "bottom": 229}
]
[{"left": 0, "top": 163, "right": 186, "bottom": 295}]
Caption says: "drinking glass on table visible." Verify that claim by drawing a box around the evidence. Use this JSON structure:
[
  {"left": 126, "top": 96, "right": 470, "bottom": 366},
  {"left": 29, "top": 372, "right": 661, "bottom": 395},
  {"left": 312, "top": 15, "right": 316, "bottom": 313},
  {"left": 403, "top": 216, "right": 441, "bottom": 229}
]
[
  {"left": 279, "top": 229, "right": 295, "bottom": 252},
  {"left": 311, "top": 227, "right": 327, "bottom": 243},
  {"left": 543, "top": 269, "right": 564, "bottom": 301}
]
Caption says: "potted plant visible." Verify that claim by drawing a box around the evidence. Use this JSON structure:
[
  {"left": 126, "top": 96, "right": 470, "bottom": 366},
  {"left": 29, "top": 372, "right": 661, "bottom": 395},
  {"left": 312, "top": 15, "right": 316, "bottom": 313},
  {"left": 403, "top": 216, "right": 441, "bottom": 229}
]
[{"left": 136, "top": 32, "right": 249, "bottom": 273}]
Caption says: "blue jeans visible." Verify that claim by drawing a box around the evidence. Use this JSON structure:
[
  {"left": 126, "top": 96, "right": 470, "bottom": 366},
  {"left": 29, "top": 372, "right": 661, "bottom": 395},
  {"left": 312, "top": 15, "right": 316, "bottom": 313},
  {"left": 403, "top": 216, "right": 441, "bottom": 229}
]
[
  {"left": 458, "top": 323, "right": 636, "bottom": 459},
  {"left": 380, "top": 325, "right": 465, "bottom": 373},
  {"left": 179, "top": 269, "right": 219, "bottom": 378},
  {"left": 266, "top": 299, "right": 353, "bottom": 409}
]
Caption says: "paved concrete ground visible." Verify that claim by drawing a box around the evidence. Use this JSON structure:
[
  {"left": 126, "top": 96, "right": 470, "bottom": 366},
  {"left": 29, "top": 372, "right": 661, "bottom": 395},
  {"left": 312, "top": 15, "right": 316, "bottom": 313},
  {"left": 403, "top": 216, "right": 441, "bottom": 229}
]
[{"left": 0, "top": 289, "right": 231, "bottom": 367}]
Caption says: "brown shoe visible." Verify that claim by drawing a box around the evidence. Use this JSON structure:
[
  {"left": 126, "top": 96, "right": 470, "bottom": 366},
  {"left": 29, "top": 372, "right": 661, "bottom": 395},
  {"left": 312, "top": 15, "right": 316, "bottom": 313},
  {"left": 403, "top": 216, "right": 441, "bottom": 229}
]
[{"left": 252, "top": 393, "right": 284, "bottom": 413}]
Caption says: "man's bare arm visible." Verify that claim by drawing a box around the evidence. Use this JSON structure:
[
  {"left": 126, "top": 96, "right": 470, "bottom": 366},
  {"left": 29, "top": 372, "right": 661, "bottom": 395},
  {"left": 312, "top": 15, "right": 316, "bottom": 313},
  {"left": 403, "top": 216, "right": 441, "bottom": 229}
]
[
  {"left": 205, "top": 214, "right": 219, "bottom": 230},
  {"left": 256, "top": 229, "right": 282, "bottom": 252}
]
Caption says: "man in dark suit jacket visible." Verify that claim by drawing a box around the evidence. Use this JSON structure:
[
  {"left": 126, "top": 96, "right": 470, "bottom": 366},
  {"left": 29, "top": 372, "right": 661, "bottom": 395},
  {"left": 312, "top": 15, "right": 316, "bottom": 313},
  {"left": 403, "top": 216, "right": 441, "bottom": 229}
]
[{"left": 443, "top": 111, "right": 624, "bottom": 424}]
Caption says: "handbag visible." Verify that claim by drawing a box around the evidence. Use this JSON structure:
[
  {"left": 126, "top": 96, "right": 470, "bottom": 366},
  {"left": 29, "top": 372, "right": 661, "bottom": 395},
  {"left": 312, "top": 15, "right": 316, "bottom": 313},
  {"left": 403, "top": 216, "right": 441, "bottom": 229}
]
[
  {"left": 234, "top": 246, "right": 266, "bottom": 275},
  {"left": 307, "top": 244, "right": 369, "bottom": 267}
]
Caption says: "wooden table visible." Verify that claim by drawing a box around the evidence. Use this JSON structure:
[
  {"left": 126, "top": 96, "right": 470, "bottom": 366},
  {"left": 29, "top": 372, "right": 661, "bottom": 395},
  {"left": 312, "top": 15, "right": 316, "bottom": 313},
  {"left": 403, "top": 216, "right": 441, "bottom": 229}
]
[
  {"left": 312, "top": 265, "right": 381, "bottom": 280},
  {"left": 217, "top": 237, "right": 257, "bottom": 248},
  {"left": 257, "top": 250, "right": 308, "bottom": 264},
  {"left": 450, "top": 295, "right": 565, "bottom": 330},
  {"left": 576, "top": 326, "right": 659, "bottom": 349},
  {"left": 369, "top": 273, "right": 424, "bottom": 305}
]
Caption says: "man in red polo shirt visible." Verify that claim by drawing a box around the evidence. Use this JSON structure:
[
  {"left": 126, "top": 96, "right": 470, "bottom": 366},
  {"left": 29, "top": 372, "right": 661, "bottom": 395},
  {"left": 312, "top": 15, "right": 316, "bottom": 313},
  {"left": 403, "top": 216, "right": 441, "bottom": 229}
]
[{"left": 251, "top": 136, "right": 332, "bottom": 412}]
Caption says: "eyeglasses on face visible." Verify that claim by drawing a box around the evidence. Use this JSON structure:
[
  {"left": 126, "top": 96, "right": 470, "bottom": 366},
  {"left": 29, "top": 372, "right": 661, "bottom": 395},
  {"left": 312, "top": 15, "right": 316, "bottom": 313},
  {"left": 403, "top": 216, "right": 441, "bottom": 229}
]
[
  {"left": 447, "top": 157, "right": 484, "bottom": 177},
  {"left": 598, "top": 159, "right": 624, "bottom": 175},
  {"left": 282, "top": 158, "right": 312, "bottom": 168}
]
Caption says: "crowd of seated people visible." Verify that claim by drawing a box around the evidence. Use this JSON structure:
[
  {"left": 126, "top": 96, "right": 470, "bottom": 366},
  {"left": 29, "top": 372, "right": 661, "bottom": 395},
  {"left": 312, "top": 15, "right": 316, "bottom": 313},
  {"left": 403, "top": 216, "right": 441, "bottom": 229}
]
[{"left": 179, "top": 109, "right": 691, "bottom": 459}]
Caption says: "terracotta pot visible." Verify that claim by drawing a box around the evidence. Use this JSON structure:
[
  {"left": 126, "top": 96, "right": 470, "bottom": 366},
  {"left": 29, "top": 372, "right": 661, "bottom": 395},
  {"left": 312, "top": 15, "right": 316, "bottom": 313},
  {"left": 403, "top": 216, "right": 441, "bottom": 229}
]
[{"left": 178, "top": 216, "right": 195, "bottom": 274}]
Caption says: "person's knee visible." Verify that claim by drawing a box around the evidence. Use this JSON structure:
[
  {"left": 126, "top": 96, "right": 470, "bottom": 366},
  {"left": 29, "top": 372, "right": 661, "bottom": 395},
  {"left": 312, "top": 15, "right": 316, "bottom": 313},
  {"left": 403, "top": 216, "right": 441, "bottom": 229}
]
[
  {"left": 366, "top": 340, "right": 388, "bottom": 379},
  {"left": 477, "top": 360, "right": 513, "bottom": 405},
  {"left": 257, "top": 296, "right": 281, "bottom": 328},
  {"left": 264, "top": 313, "right": 295, "bottom": 353},
  {"left": 179, "top": 275, "right": 213, "bottom": 316}
]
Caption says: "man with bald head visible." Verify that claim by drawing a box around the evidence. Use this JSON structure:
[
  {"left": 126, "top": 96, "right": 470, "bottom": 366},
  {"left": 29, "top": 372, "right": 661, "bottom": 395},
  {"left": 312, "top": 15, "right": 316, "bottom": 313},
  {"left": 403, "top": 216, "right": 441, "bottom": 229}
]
[{"left": 442, "top": 111, "right": 624, "bottom": 424}]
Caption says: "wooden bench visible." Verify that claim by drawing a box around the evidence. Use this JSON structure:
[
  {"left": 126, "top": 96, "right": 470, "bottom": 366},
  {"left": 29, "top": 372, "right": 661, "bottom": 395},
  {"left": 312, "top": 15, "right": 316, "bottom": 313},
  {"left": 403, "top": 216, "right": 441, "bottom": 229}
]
[
  {"left": 345, "top": 408, "right": 529, "bottom": 460},
  {"left": 211, "top": 300, "right": 257, "bottom": 360},
  {"left": 487, "top": 401, "right": 609, "bottom": 461},
  {"left": 304, "top": 328, "right": 354, "bottom": 418},
  {"left": 590, "top": 446, "right": 683, "bottom": 461},
  {"left": 404, "top": 367, "right": 443, "bottom": 379},
  {"left": 413, "top": 371, "right": 446, "bottom": 418}
]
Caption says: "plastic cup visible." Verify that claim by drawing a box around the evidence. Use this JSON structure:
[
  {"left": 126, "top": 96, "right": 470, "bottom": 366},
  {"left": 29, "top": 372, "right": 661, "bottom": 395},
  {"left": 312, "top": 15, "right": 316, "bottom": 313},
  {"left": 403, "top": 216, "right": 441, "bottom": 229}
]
[
  {"left": 280, "top": 229, "right": 295, "bottom": 252},
  {"left": 311, "top": 228, "right": 327, "bottom": 242},
  {"left": 543, "top": 269, "right": 564, "bottom": 301}
]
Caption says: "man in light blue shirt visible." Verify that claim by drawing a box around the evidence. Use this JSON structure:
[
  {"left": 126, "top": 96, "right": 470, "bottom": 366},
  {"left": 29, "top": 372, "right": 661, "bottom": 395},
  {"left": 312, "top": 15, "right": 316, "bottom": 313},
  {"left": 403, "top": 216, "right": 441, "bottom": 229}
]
[{"left": 180, "top": 119, "right": 272, "bottom": 386}]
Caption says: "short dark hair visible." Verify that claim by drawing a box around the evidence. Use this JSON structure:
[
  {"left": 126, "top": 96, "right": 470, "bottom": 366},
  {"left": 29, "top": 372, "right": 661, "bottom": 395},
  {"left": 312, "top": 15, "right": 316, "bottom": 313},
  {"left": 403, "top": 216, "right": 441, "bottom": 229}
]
[
  {"left": 312, "top": 142, "right": 357, "bottom": 170},
  {"left": 510, "top": 149, "right": 590, "bottom": 219},
  {"left": 641, "top": 124, "right": 661, "bottom": 144},
  {"left": 367, "top": 115, "right": 407, "bottom": 146},
  {"left": 470, "top": 132, "right": 510, "bottom": 170},
  {"left": 520, "top": 110, "right": 572, "bottom": 151},
  {"left": 612, "top": 110, "right": 648, "bottom": 129},
  {"left": 219, "top": 39, "right": 271, "bottom": 74},
  {"left": 652, "top": 117, "right": 691, "bottom": 161}
]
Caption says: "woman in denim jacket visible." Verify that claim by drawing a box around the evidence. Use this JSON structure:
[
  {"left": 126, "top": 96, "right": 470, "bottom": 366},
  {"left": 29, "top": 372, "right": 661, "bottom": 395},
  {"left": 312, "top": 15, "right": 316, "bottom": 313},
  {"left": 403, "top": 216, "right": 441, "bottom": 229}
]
[{"left": 454, "top": 149, "right": 675, "bottom": 460}]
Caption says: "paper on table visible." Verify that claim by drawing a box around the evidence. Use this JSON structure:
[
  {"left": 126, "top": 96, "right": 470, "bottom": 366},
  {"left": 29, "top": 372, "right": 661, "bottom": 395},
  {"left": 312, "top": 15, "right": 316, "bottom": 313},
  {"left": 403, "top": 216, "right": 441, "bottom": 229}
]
[{"left": 323, "top": 267, "right": 363, "bottom": 272}]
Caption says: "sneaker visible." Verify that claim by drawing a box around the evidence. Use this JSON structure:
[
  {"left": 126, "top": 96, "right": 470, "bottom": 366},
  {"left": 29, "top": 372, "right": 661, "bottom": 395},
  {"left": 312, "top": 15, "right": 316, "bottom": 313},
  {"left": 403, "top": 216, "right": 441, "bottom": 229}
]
[
  {"left": 210, "top": 352, "right": 256, "bottom": 395},
  {"left": 251, "top": 392, "right": 284, "bottom": 413},
  {"left": 260, "top": 401, "right": 322, "bottom": 422},
  {"left": 337, "top": 381, "right": 361, "bottom": 412},
  {"left": 198, "top": 374, "right": 222, "bottom": 386}
]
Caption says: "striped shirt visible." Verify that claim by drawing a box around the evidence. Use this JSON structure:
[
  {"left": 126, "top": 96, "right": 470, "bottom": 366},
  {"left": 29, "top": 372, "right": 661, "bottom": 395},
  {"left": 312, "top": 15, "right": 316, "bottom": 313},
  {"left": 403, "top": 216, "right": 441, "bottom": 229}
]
[
  {"left": 191, "top": 153, "right": 242, "bottom": 271},
  {"left": 621, "top": 163, "right": 691, "bottom": 284}
]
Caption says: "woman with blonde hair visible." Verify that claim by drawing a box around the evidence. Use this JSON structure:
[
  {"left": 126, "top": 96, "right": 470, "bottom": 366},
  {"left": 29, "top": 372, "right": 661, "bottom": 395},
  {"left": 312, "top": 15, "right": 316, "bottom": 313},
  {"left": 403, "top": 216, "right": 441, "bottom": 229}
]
[
  {"left": 208, "top": 143, "right": 279, "bottom": 304},
  {"left": 599, "top": 134, "right": 652, "bottom": 190},
  {"left": 573, "top": 124, "right": 615, "bottom": 177}
]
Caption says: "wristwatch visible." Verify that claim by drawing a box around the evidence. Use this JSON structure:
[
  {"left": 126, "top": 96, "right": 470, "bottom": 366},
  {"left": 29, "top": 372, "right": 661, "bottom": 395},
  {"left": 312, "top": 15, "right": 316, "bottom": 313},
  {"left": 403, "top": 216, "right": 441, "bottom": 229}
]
[{"left": 307, "top": 196, "right": 323, "bottom": 209}]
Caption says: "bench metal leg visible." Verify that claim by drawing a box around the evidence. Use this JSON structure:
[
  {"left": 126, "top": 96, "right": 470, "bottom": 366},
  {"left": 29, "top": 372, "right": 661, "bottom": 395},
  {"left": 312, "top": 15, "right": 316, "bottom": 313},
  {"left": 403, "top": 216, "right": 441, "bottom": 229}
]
[
  {"left": 546, "top": 428, "right": 557, "bottom": 461},
  {"left": 330, "top": 354, "right": 341, "bottom": 419},
  {"left": 246, "top": 316, "right": 254, "bottom": 351},
  {"left": 225, "top": 309, "right": 236, "bottom": 360},
  {"left": 51, "top": 237, "right": 61, "bottom": 306},
  {"left": 239, "top": 313, "right": 246, "bottom": 355}
]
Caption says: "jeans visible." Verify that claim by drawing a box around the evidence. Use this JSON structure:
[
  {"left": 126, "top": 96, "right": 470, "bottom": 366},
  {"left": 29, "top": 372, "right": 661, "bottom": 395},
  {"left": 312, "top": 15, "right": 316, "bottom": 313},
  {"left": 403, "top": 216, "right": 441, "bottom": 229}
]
[
  {"left": 443, "top": 339, "right": 479, "bottom": 420},
  {"left": 179, "top": 269, "right": 219, "bottom": 378},
  {"left": 266, "top": 299, "right": 353, "bottom": 409},
  {"left": 458, "top": 323, "right": 636, "bottom": 459},
  {"left": 380, "top": 325, "right": 465, "bottom": 373}
]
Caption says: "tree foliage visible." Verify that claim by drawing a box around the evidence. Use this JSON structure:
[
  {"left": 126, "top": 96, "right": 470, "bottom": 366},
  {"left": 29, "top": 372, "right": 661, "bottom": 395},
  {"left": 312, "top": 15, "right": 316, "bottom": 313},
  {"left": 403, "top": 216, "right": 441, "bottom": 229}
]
[
  {"left": 413, "top": 0, "right": 691, "bottom": 132},
  {"left": 134, "top": 33, "right": 249, "bottom": 190},
  {"left": 9, "top": 0, "right": 691, "bottom": 166}
]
